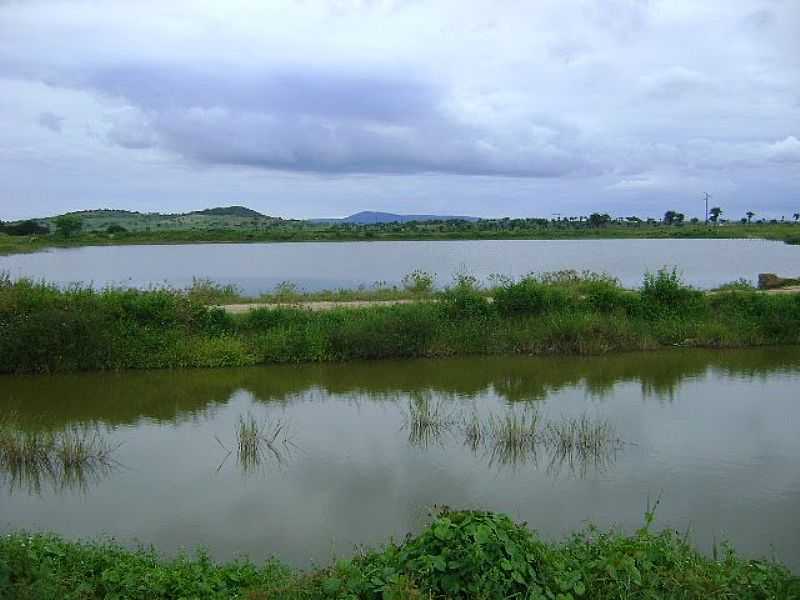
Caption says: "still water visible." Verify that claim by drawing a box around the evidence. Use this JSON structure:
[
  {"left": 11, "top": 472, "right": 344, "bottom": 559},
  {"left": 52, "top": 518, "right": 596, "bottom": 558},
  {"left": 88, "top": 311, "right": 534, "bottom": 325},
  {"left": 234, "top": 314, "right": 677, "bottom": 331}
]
[
  {"left": 1, "top": 347, "right": 799, "bottom": 569},
  {"left": 2, "top": 239, "right": 799, "bottom": 292}
]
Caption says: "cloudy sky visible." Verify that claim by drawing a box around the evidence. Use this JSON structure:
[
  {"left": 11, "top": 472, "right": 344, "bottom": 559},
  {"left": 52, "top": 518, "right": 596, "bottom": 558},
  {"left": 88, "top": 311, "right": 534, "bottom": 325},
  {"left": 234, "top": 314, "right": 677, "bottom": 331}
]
[{"left": 1, "top": 0, "right": 798, "bottom": 220}]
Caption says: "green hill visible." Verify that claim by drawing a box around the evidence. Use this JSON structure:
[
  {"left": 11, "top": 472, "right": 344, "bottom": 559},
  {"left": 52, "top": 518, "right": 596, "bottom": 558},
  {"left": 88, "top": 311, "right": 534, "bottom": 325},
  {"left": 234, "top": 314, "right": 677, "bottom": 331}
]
[{"left": 19, "top": 206, "right": 281, "bottom": 233}]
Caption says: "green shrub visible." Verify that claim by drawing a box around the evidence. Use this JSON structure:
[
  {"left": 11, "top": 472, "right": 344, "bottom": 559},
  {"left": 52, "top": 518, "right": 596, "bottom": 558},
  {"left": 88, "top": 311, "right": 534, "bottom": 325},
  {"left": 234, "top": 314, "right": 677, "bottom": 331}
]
[
  {"left": 401, "top": 270, "right": 435, "bottom": 294},
  {"left": 640, "top": 268, "right": 704, "bottom": 318},
  {"left": 438, "top": 274, "right": 492, "bottom": 320},
  {"left": 493, "top": 277, "right": 575, "bottom": 316}
]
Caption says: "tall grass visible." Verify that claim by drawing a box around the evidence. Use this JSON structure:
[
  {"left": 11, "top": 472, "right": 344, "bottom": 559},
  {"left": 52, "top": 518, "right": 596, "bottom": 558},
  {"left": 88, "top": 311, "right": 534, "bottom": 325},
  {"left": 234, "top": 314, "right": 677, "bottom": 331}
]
[
  {"left": 2, "top": 269, "right": 799, "bottom": 373},
  {"left": 404, "top": 396, "right": 458, "bottom": 448},
  {"left": 233, "top": 413, "right": 291, "bottom": 473},
  {"left": 461, "top": 410, "right": 623, "bottom": 473},
  {"left": 0, "top": 415, "right": 119, "bottom": 493}
]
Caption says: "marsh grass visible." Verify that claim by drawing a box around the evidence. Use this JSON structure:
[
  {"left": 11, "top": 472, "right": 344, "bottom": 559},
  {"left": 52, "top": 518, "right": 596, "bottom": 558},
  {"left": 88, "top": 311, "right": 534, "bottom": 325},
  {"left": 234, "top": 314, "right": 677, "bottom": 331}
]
[
  {"left": 403, "top": 396, "right": 459, "bottom": 448},
  {"left": 484, "top": 409, "right": 541, "bottom": 467},
  {"left": 542, "top": 414, "right": 624, "bottom": 477},
  {"left": 460, "top": 410, "right": 624, "bottom": 473},
  {"left": 0, "top": 416, "right": 119, "bottom": 494},
  {"left": 406, "top": 395, "right": 460, "bottom": 447},
  {"left": 232, "top": 413, "right": 292, "bottom": 473}
]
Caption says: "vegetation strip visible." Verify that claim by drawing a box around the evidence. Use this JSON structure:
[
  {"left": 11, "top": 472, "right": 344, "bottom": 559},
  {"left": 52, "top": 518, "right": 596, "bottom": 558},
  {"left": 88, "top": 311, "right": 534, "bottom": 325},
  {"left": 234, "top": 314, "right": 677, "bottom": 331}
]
[
  {"left": 3, "top": 206, "right": 800, "bottom": 257},
  {"left": 1, "top": 508, "right": 797, "bottom": 599},
  {"left": 2, "top": 269, "right": 799, "bottom": 374}
]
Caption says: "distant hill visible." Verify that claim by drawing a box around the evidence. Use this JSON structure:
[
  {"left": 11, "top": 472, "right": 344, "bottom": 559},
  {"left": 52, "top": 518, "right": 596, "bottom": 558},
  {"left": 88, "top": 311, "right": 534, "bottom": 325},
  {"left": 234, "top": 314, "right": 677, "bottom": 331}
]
[
  {"left": 19, "top": 206, "right": 280, "bottom": 233},
  {"left": 188, "top": 206, "right": 267, "bottom": 218},
  {"left": 316, "top": 211, "right": 481, "bottom": 225}
]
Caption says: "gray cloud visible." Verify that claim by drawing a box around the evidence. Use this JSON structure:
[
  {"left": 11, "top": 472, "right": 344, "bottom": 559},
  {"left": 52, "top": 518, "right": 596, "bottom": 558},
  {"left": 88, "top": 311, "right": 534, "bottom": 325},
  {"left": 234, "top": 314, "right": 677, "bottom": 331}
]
[
  {"left": 82, "top": 64, "right": 595, "bottom": 177},
  {"left": 0, "top": 0, "right": 798, "bottom": 218},
  {"left": 37, "top": 111, "right": 64, "bottom": 133}
]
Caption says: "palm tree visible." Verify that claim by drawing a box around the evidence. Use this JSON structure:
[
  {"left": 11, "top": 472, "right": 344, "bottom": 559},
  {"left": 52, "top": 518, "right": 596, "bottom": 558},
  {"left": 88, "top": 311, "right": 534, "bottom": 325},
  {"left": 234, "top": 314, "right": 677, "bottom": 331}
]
[
  {"left": 746, "top": 211, "right": 754, "bottom": 223},
  {"left": 709, "top": 207, "right": 722, "bottom": 225}
]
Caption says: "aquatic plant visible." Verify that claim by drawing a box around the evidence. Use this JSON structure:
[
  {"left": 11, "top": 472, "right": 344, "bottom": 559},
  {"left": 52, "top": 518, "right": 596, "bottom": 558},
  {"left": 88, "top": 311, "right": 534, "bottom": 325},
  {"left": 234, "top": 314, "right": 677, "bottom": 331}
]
[
  {"left": 483, "top": 408, "right": 541, "bottom": 467},
  {"left": 404, "top": 396, "right": 458, "bottom": 448},
  {"left": 232, "top": 412, "right": 292, "bottom": 473},
  {"left": 459, "top": 410, "right": 624, "bottom": 474},
  {"left": 0, "top": 417, "right": 119, "bottom": 494}
]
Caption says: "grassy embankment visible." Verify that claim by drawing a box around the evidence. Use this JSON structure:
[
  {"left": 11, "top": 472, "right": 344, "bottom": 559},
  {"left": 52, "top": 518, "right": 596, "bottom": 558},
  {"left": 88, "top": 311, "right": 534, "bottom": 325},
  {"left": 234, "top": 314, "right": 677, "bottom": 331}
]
[
  {"left": 1, "top": 508, "right": 797, "bottom": 599},
  {"left": 1, "top": 222, "right": 800, "bottom": 257},
  {"left": 1, "top": 270, "right": 799, "bottom": 374}
]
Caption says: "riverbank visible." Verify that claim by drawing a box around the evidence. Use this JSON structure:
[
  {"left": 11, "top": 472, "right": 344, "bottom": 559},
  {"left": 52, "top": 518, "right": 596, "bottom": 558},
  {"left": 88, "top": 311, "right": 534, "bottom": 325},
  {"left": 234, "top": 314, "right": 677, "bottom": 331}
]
[
  {"left": 1, "top": 222, "right": 799, "bottom": 256},
  {"left": 1, "top": 508, "right": 796, "bottom": 599},
  {"left": 1, "top": 270, "right": 799, "bottom": 374}
]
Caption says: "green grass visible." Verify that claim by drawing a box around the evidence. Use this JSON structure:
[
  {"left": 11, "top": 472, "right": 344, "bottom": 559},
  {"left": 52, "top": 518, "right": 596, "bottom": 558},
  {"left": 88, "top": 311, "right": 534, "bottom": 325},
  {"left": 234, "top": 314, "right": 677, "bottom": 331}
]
[
  {"left": 1, "top": 508, "right": 797, "bottom": 599},
  {"left": 1, "top": 269, "right": 799, "bottom": 374}
]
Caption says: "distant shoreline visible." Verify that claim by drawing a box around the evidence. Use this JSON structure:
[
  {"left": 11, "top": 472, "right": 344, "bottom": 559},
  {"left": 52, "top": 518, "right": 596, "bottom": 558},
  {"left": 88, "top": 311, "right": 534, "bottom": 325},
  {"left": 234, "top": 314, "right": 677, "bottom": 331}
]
[{"left": 2, "top": 223, "right": 799, "bottom": 257}]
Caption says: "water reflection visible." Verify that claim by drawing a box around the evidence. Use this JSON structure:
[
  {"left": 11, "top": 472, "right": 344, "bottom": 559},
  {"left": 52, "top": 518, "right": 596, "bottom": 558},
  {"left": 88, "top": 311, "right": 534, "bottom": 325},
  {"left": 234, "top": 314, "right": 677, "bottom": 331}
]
[
  {"left": 0, "top": 421, "right": 120, "bottom": 495},
  {"left": 3, "top": 347, "right": 798, "bottom": 429},
  {"left": 0, "top": 347, "right": 799, "bottom": 570}
]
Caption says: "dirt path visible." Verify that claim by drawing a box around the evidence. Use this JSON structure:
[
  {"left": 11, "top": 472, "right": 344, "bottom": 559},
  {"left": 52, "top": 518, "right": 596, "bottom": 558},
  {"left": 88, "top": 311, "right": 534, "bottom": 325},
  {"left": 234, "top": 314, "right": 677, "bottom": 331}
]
[
  {"left": 219, "top": 299, "right": 424, "bottom": 313},
  {"left": 219, "top": 286, "right": 800, "bottom": 313}
]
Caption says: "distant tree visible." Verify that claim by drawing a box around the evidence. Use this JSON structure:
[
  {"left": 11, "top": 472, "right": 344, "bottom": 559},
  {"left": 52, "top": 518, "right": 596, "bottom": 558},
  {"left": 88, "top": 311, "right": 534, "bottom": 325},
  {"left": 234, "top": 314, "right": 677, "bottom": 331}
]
[
  {"left": 587, "top": 213, "right": 611, "bottom": 227},
  {"left": 709, "top": 207, "right": 722, "bottom": 225},
  {"left": 2, "top": 219, "right": 50, "bottom": 236},
  {"left": 746, "top": 211, "right": 754, "bottom": 223},
  {"left": 663, "top": 210, "right": 677, "bottom": 225},
  {"left": 106, "top": 224, "right": 128, "bottom": 234},
  {"left": 689, "top": 217, "right": 699, "bottom": 224},
  {"left": 794, "top": 212, "right": 800, "bottom": 223},
  {"left": 674, "top": 212, "right": 685, "bottom": 225},
  {"left": 54, "top": 214, "right": 83, "bottom": 238}
]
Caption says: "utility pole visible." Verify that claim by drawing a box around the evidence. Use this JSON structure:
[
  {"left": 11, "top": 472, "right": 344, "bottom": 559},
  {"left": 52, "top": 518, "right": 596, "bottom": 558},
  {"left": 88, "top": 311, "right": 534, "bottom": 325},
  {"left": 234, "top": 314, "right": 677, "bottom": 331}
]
[{"left": 703, "top": 192, "right": 711, "bottom": 224}]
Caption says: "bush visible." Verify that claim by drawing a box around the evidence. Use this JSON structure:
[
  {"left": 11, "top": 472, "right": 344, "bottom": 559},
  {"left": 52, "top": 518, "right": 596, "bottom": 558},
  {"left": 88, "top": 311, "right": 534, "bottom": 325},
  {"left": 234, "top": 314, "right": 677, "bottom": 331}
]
[
  {"left": 493, "top": 277, "right": 575, "bottom": 316},
  {"left": 438, "top": 274, "right": 492, "bottom": 320},
  {"left": 401, "top": 270, "right": 435, "bottom": 294},
  {"left": 640, "top": 268, "right": 704, "bottom": 317}
]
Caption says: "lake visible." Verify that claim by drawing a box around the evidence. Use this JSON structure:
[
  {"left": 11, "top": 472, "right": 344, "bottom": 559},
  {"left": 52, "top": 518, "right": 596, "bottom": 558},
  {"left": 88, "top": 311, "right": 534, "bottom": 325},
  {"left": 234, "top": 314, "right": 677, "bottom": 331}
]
[
  {"left": 2, "top": 347, "right": 799, "bottom": 569},
  {"left": 2, "top": 238, "right": 799, "bottom": 293}
]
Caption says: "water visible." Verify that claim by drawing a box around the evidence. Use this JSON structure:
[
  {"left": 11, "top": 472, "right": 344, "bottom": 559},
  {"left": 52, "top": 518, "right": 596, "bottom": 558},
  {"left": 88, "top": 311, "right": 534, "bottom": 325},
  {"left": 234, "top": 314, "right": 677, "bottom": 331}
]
[
  {"left": 2, "top": 239, "right": 798, "bottom": 293},
  {"left": 1, "top": 347, "right": 799, "bottom": 569}
]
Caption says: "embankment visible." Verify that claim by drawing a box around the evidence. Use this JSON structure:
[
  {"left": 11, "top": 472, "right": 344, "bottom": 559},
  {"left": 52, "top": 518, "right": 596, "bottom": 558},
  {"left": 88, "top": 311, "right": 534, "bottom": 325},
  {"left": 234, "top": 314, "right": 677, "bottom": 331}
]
[
  {"left": 1, "top": 509, "right": 797, "bottom": 598},
  {"left": 2, "top": 270, "right": 799, "bottom": 374}
]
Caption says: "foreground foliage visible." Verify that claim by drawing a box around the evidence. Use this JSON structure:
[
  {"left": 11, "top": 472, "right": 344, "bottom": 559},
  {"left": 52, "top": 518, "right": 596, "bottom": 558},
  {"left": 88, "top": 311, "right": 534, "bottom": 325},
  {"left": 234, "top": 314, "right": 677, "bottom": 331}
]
[
  {"left": 1, "top": 270, "right": 799, "bottom": 373},
  {"left": 1, "top": 509, "right": 797, "bottom": 599}
]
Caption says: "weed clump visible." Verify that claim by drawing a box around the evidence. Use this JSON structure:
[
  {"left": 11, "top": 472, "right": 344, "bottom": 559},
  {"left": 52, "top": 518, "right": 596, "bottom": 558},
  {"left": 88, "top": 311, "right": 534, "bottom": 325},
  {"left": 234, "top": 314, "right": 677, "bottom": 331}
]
[{"left": 2, "top": 508, "right": 798, "bottom": 599}]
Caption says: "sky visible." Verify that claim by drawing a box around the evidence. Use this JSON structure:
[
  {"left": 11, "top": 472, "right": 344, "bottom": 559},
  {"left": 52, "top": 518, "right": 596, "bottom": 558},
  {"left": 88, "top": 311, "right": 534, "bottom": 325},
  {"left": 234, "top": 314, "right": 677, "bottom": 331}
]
[{"left": 0, "top": 0, "right": 798, "bottom": 221}]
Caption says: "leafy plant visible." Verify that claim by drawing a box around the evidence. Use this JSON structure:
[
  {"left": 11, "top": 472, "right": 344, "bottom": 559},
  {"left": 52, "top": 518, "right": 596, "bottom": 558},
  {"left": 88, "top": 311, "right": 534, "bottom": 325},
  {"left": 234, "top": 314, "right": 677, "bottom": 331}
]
[{"left": 401, "top": 270, "right": 435, "bottom": 294}]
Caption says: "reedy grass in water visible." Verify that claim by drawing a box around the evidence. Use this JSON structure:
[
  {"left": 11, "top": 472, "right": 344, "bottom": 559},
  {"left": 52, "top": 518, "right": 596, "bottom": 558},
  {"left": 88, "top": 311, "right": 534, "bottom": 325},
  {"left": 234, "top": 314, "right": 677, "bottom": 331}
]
[
  {"left": 403, "top": 396, "right": 459, "bottom": 449},
  {"left": 233, "top": 413, "right": 292, "bottom": 473},
  {"left": 0, "top": 416, "right": 119, "bottom": 494},
  {"left": 459, "top": 410, "right": 623, "bottom": 472}
]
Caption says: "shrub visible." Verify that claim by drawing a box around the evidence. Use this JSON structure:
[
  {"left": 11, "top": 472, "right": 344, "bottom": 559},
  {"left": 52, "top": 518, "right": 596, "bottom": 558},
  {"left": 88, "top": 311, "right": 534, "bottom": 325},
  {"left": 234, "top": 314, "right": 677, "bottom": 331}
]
[
  {"left": 438, "top": 274, "right": 492, "bottom": 320},
  {"left": 401, "top": 270, "right": 435, "bottom": 294},
  {"left": 640, "top": 268, "right": 704, "bottom": 317},
  {"left": 493, "top": 277, "right": 575, "bottom": 316}
]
